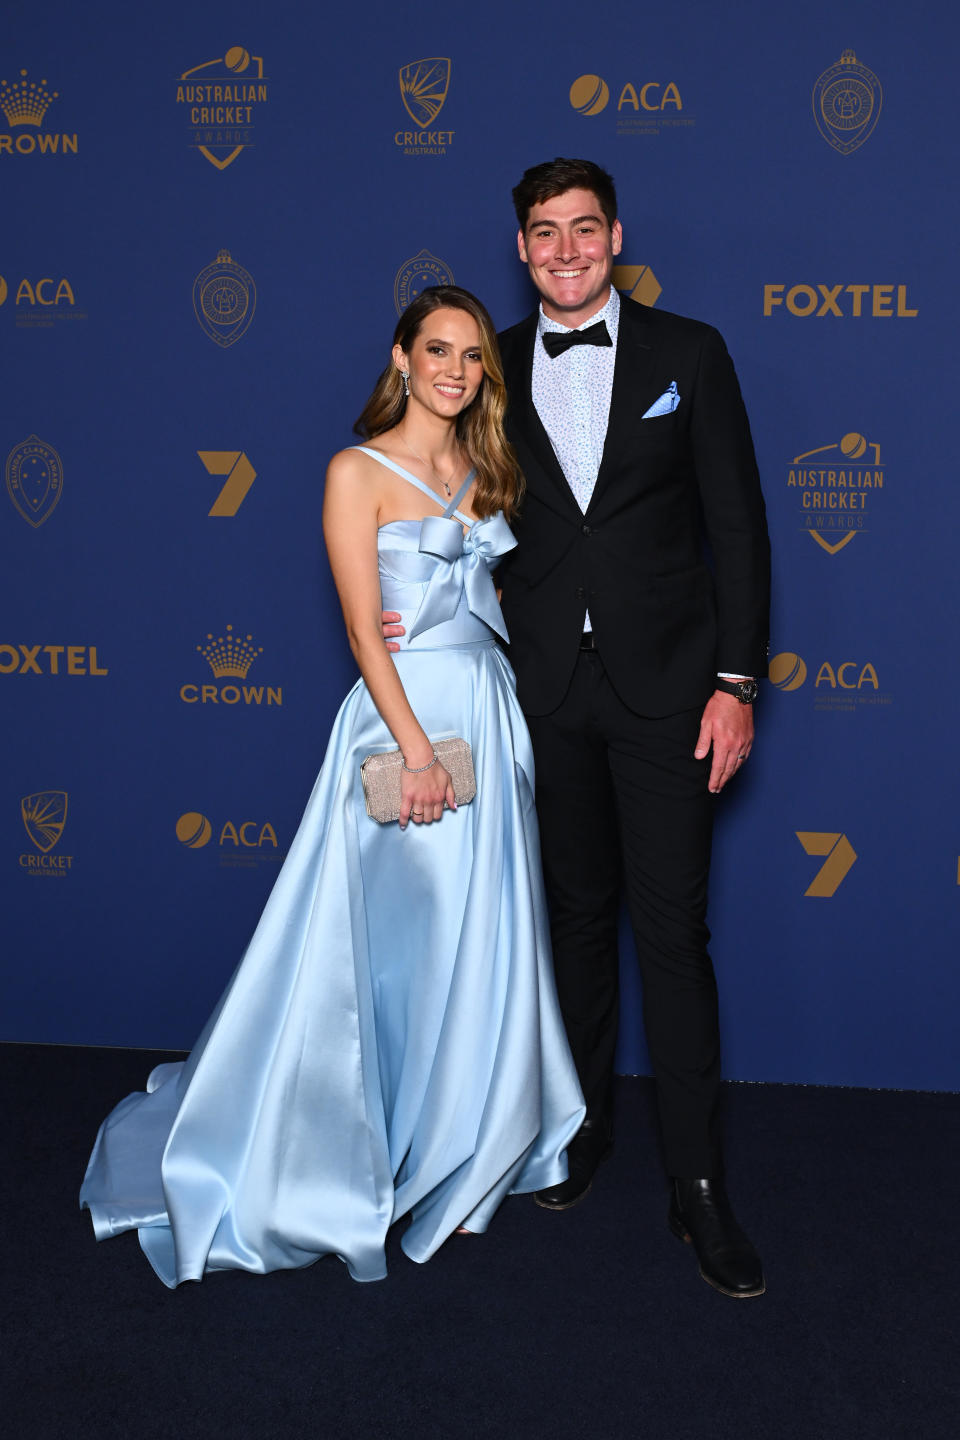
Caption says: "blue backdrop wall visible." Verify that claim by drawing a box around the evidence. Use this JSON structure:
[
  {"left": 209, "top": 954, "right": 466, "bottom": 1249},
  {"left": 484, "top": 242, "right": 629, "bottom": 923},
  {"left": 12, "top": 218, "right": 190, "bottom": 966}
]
[{"left": 2, "top": 0, "right": 957, "bottom": 1090}]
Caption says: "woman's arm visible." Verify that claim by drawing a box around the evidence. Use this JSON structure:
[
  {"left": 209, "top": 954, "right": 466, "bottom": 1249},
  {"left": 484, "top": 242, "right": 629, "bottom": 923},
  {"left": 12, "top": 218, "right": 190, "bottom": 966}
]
[{"left": 323, "top": 450, "right": 455, "bottom": 827}]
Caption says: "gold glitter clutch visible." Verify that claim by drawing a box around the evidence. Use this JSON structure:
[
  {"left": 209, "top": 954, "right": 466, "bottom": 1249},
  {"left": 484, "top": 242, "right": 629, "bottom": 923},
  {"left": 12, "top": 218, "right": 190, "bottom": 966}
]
[{"left": 360, "top": 737, "right": 476, "bottom": 824}]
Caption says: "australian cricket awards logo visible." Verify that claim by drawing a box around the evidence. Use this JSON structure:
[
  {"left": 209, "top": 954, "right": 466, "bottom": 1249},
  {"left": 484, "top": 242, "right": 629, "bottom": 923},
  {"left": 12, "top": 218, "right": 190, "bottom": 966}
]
[
  {"left": 180, "top": 624, "right": 282, "bottom": 706},
  {"left": 0, "top": 68, "right": 77, "bottom": 156},
  {"left": 394, "top": 250, "right": 455, "bottom": 314},
  {"left": 812, "top": 50, "right": 881, "bottom": 155},
  {"left": 176, "top": 47, "right": 268, "bottom": 169},
  {"left": 20, "top": 790, "right": 73, "bottom": 875},
  {"left": 193, "top": 250, "right": 256, "bottom": 347},
  {"left": 395, "top": 58, "right": 454, "bottom": 155},
  {"left": 5, "top": 434, "right": 63, "bottom": 527},
  {"left": 786, "top": 431, "right": 885, "bottom": 555}
]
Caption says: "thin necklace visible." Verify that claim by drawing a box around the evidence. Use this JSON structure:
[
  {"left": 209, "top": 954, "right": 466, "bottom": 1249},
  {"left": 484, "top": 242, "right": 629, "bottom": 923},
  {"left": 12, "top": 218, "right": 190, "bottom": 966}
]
[{"left": 396, "top": 429, "right": 459, "bottom": 499}]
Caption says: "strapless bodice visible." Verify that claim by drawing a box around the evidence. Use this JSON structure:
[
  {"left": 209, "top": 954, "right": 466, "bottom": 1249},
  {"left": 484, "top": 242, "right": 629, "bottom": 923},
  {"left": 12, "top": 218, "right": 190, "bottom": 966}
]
[{"left": 378, "top": 512, "right": 516, "bottom": 650}]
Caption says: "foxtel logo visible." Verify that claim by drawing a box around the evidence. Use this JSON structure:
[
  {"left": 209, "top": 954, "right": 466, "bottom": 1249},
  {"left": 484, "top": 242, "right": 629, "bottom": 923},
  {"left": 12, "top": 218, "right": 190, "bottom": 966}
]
[
  {"left": 763, "top": 285, "right": 917, "bottom": 318},
  {"left": 0, "top": 644, "right": 107, "bottom": 675}
]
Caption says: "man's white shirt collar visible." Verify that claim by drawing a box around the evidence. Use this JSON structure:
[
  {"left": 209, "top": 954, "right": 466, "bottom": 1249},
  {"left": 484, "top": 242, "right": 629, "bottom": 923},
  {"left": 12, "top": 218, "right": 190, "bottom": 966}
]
[{"left": 537, "top": 285, "right": 620, "bottom": 339}]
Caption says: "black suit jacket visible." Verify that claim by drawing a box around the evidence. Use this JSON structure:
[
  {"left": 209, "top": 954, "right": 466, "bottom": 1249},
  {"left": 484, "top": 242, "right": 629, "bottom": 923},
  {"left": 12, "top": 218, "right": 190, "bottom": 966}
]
[{"left": 497, "top": 298, "right": 771, "bottom": 717}]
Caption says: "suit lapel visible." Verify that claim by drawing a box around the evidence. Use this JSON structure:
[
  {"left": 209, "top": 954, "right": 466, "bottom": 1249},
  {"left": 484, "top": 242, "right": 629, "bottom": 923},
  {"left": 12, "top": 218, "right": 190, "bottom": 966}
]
[
  {"left": 587, "top": 299, "right": 660, "bottom": 515},
  {"left": 504, "top": 314, "right": 586, "bottom": 520}
]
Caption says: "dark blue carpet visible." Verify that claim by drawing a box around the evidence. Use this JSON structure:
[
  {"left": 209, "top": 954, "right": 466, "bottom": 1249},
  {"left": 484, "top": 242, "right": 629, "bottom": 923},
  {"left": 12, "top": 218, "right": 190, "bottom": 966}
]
[{"left": 4, "top": 1043, "right": 956, "bottom": 1439}]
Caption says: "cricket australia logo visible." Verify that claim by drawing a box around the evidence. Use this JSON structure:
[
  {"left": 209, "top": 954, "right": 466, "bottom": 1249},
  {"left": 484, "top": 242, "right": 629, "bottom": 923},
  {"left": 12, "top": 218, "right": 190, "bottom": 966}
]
[{"left": 399, "top": 59, "right": 450, "bottom": 125}]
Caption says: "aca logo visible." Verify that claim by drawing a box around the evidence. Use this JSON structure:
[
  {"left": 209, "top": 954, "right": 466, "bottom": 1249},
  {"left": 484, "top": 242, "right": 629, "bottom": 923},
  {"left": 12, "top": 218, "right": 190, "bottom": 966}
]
[
  {"left": 612, "top": 265, "right": 662, "bottom": 308},
  {"left": 176, "top": 811, "right": 282, "bottom": 870},
  {"left": 394, "top": 250, "right": 455, "bottom": 314},
  {"left": 767, "top": 652, "right": 808, "bottom": 691},
  {"left": 5, "top": 435, "right": 64, "bottom": 527},
  {"left": 176, "top": 47, "right": 268, "bottom": 170},
  {"left": 785, "top": 431, "right": 885, "bottom": 555},
  {"left": 0, "top": 275, "right": 85, "bottom": 329},
  {"left": 20, "top": 790, "right": 73, "bottom": 874},
  {"left": 569, "top": 74, "right": 610, "bottom": 116},
  {"left": 796, "top": 832, "right": 857, "bottom": 897},
  {"left": 812, "top": 50, "right": 881, "bottom": 155},
  {"left": 197, "top": 451, "right": 256, "bottom": 516},
  {"left": 768, "top": 652, "right": 889, "bottom": 711},
  {"left": 179, "top": 625, "right": 282, "bottom": 706},
  {"left": 0, "top": 68, "right": 77, "bottom": 156},
  {"left": 763, "top": 284, "right": 917, "bottom": 318},
  {"left": 395, "top": 58, "right": 454, "bottom": 155},
  {"left": 568, "top": 72, "right": 692, "bottom": 138},
  {"left": 193, "top": 250, "right": 256, "bottom": 347}
]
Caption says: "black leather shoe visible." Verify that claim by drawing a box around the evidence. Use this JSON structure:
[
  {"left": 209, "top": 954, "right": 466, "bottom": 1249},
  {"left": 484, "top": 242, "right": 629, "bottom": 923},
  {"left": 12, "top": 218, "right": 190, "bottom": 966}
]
[
  {"left": 669, "top": 1178, "right": 765, "bottom": 1297},
  {"left": 534, "top": 1121, "right": 612, "bottom": 1211}
]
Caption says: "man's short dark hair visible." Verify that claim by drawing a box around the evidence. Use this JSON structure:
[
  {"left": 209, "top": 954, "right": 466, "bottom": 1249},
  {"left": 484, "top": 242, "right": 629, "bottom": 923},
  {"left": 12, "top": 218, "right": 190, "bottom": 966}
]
[{"left": 512, "top": 157, "right": 618, "bottom": 232}]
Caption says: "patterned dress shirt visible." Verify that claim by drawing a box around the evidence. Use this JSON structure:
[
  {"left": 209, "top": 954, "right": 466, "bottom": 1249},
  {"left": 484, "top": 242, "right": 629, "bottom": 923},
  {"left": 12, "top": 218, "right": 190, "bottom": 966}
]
[{"left": 532, "top": 286, "right": 620, "bottom": 633}]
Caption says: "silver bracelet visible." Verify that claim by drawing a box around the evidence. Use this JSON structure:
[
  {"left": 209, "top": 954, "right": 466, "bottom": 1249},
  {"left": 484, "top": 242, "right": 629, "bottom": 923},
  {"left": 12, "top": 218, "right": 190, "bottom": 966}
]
[{"left": 402, "top": 750, "right": 438, "bottom": 774}]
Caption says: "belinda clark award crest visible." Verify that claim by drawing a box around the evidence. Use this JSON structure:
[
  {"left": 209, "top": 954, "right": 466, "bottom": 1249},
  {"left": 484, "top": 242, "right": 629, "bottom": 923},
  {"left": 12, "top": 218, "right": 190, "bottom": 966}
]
[
  {"left": 193, "top": 249, "right": 256, "bottom": 346},
  {"left": 812, "top": 49, "right": 882, "bottom": 155}
]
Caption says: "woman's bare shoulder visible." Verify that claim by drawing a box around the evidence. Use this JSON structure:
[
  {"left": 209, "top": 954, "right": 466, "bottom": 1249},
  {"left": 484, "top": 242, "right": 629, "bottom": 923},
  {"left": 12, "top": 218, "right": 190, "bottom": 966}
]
[{"left": 325, "top": 444, "right": 387, "bottom": 491}]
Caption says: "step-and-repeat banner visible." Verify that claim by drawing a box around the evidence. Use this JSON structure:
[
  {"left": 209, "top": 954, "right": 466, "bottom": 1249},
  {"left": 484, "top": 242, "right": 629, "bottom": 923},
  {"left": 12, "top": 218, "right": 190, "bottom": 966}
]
[{"left": 3, "top": 2, "right": 957, "bottom": 1089}]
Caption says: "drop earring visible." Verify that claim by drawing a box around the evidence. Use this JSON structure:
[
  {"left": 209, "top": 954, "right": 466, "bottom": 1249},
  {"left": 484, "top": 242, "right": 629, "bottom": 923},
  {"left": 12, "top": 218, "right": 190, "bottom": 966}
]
[{"left": 400, "top": 370, "right": 410, "bottom": 398}]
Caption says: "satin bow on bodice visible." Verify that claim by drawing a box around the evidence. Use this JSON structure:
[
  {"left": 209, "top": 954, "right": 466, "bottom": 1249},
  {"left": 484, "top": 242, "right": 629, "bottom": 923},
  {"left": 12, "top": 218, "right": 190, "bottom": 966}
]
[
  {"left": 377, "top": 512, "right": 518, "bottom": 642},
  {"left": 349, "top": 446, "right": 517, "bottom": 646},
  {"left": 410, "top": 511, "right": 516, "bottom": 641}
]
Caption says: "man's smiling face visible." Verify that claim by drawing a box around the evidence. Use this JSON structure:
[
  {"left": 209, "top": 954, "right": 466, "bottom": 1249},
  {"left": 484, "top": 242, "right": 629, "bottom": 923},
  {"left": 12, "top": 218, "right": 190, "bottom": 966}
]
[{"left": 518, "top": 187, "right": 622, "bottom": 328}]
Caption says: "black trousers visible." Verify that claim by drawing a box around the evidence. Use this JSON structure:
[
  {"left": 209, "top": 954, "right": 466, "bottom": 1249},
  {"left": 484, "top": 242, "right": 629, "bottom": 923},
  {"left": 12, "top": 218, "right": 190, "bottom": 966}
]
[{"left": 525, "top": 649, "right": 722, "bottom": 1178}]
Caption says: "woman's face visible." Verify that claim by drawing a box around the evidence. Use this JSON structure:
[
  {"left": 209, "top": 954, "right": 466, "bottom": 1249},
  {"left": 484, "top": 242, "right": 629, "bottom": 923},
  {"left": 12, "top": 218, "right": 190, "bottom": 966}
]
[{"left": 393, "top": 307, "right": 485, "bottom": 420}]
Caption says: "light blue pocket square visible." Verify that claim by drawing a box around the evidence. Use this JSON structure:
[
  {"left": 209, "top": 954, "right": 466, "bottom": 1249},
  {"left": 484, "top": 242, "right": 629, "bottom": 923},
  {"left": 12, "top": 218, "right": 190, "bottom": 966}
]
[{"left": 642, "top": 381, "right": 680, "bottom": 418}]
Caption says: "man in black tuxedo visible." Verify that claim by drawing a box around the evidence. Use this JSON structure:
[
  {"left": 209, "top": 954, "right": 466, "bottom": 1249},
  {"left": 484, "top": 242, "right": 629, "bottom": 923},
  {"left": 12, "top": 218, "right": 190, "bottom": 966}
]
[{"left": 496, "top": 158, "right": 770, "bottom": 1298}]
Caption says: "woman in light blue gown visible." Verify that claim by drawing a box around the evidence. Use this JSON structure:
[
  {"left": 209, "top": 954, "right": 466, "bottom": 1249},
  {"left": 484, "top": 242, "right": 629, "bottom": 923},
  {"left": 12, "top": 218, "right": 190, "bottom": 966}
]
[{"left": 80, "top": 286, "right": 585, "bottom": 1287}]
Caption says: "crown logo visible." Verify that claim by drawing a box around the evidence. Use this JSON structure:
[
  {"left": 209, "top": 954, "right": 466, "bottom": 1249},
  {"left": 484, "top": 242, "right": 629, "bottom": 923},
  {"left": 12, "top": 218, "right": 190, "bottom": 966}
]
[
  {"left": 197, "top": 624, "right": 263, "bottom": 678},
  {"left": 0, "top": 69, "right": 58, "bottom": 127}
]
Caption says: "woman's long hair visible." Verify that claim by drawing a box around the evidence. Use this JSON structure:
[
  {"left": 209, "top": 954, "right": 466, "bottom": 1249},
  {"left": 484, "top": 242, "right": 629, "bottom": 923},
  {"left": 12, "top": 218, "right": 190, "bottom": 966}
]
[{"left": 354, "top": 286, "right": 522, "bottom": 520}]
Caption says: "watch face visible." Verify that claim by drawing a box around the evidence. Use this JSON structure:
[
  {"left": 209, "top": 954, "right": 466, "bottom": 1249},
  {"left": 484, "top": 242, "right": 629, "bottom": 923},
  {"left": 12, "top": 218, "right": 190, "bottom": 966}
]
[{"left": 739, "top": 680, "right": 759, "bottom": 703}]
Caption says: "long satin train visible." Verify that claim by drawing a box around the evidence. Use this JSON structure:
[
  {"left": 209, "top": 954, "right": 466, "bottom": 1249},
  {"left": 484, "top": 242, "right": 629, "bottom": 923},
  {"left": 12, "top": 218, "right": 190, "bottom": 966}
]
[{"left": 81, "top": 509, "right": 584, "bottom": 1286}]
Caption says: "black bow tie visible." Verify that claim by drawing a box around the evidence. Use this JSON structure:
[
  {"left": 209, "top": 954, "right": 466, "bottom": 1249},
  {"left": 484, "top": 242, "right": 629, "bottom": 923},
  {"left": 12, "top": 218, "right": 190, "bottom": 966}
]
[{"left": 541, "top": 319, "right": 613, "bottom": 359}]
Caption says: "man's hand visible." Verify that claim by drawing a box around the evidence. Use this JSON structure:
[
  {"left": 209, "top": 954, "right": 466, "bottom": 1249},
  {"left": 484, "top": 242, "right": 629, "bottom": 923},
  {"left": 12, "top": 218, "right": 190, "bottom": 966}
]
[
  {"left": 694, "top": 691, "right": 754, "bottom": 794},
  {"left": 382, "top": 610, "right": 405, "bottom": 654}
]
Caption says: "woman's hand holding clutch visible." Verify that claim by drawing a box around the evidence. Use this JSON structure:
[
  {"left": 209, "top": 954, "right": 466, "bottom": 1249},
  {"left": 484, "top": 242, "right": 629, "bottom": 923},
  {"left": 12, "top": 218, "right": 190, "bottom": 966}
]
[{"left": 399, "top": 759, "right": 456, "bottom": 829}]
